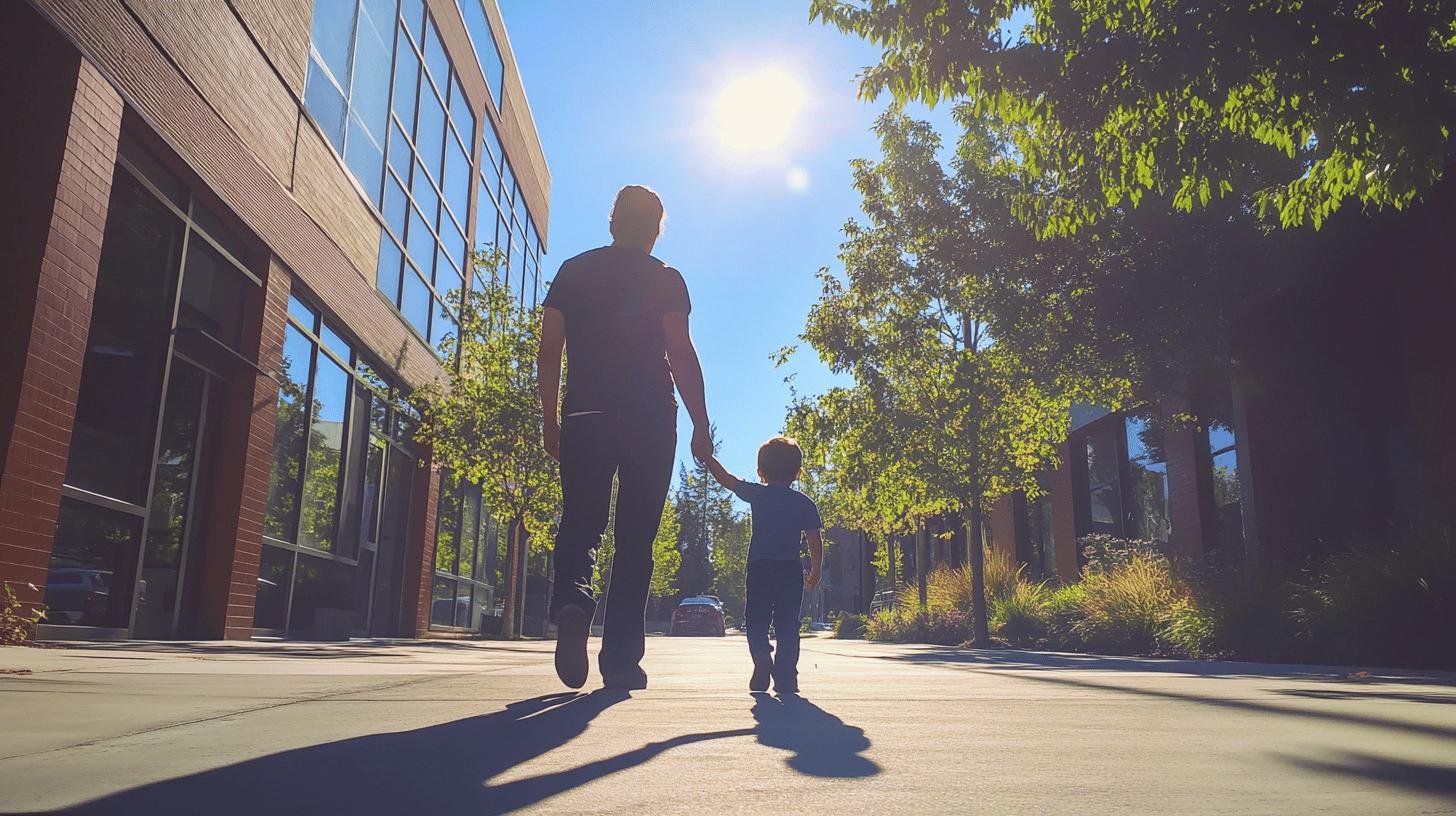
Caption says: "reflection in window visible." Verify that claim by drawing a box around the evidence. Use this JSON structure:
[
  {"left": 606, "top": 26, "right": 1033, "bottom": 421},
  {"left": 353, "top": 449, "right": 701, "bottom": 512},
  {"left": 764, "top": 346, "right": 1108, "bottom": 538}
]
[
  {"left": 1124, "top": 414, "right": 1170, "bottom": 543},
  {"left": 299, "top": 355, "right": 350, "bottom": 553},
  {"left": 304, "top": 0, "right": 391, "bottom": 200},
  {"left": 456, "top": 0, "right": 506, "bottom": 107},
  {"left": 1208, "top": 420, "right": 1244, "bottom": 551},
  {"left": 45, "top": 499, "right": 143, "bottom": 628},
  {"left": 253, "top": 543, "right": 292, "bottom": 630},
  {"left": 1084, "top": 422, "right": 1123, "bottom": 533},
  {"left": 264, "top": 325, "right": 313, "bottom": 541}
]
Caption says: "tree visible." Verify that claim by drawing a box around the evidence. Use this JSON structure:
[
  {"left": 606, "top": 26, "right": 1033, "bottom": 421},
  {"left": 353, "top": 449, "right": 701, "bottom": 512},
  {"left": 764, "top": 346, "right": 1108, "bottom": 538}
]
[
  {"left": 790, "top": 112, "right": 1125, "bottom": 645},
  {"left": 812, "top": 0, "right": 1456, "bottom": 234},
  {"left": 593, "top": 482, "right": 683, "bottom": 602},
  {"left": 710, "top": 514, "right": 751, "bottom": 622},
  {"left": 411, "top": 255, "right": 561, "bottom": 639},
  {"left": 673, "top": 429, "right": 735, "bottom": 597}
]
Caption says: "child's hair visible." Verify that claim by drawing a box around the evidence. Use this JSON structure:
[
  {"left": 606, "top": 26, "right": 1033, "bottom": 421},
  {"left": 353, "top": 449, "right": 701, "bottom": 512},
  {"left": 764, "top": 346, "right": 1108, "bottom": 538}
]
[{"left": 757, "top": 436, "right": 803, "bottom": 483}]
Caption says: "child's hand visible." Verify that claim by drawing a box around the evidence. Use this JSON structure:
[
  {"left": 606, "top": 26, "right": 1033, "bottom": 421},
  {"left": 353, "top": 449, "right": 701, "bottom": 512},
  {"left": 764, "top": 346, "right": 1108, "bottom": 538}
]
[{"left": 804, "top": 567, "right": 822, "bottom": 588}]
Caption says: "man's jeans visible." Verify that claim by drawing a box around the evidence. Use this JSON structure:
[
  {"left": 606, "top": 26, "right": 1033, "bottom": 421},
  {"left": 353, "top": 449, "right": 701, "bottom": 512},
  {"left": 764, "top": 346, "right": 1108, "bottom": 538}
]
[
  {"left": 744, "top": 559, "right": 804, "bottom": 685},
  {"left": 549, "top": 408, "right": 675, "bottom": 675}
]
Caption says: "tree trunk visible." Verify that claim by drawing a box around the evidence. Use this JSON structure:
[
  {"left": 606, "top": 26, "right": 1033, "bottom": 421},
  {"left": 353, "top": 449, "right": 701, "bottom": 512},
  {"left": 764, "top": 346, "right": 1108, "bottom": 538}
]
[
  {"left": 887, "top": 536, "right": 897, "bottom": 608},
  {"left": 514, "top": 519, "right": 529, "bottom": 637},
  {"left": 502, "top": 517, "right": 522, "bottom": 640},
  {"left": 916, "top": 527, "right": 928, "bottom": 609},
  {"left": 967, "top": 500, "right": 992, "bottom": 648}
]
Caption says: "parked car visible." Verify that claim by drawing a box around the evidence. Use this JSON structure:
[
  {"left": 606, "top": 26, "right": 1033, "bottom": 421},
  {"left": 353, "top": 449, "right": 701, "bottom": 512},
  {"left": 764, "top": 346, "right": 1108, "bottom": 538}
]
[
  {"left": 671, "top": 596, "right": 726, "bottom": 637},
  {"left": 43, "top": 567, "right": 120, "bottom": 626}
]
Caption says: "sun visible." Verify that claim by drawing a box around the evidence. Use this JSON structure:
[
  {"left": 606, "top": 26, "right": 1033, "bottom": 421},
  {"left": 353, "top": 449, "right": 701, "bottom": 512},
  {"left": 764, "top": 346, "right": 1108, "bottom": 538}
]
[{"left": 710, "top": 67, "right": 808, "bottom": 155}]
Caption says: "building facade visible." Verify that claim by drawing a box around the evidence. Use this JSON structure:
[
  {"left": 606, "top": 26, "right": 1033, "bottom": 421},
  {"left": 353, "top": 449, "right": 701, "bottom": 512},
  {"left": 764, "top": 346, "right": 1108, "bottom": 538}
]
[{"left": 0, "top": 0, "right": 549, "bottom": 640}]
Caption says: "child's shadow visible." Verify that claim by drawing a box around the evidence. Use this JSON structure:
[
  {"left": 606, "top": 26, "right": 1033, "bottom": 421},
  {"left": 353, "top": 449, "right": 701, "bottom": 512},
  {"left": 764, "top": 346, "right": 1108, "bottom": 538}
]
[{"left": 751, "top": 692, "right": 880, "bottom": 778}]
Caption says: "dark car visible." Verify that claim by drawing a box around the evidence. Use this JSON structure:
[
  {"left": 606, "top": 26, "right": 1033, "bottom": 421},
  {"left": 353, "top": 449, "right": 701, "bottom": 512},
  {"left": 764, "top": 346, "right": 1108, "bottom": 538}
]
[{"left": 670, "top": 596, "right": 726, "bottom": 637}]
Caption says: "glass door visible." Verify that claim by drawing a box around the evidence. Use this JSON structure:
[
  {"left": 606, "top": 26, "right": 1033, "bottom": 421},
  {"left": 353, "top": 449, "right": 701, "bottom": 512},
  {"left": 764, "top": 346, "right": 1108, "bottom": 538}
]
[{"left": 369, "top": 445, "right": 415, "bottom": 636}]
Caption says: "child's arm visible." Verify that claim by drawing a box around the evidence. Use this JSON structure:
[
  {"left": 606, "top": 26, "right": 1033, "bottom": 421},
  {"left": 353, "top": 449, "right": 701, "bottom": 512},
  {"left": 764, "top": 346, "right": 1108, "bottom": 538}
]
[
  {"left": 804, "top": 529, "right": 823, "bottom": 588},
  {"left": 703, "top": 455, "right": 741, "bottom": 492}
]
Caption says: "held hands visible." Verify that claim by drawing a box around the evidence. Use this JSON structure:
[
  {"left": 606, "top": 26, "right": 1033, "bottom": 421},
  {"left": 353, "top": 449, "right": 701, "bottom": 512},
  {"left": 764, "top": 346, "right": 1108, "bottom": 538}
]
[
  {"left": 804, "top": 566, "right": 822, "bottom": 589},
  {"left": 543, "top": 419, "right": 561, "bottom": 462},
  {"left": 690, "top": 424, "right": 713, "bottom": 461}
]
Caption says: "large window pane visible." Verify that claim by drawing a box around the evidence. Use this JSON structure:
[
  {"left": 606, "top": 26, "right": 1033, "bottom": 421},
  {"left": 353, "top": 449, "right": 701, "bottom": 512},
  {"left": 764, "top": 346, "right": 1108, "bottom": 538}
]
[
  {"left": 436, "top": 246, "right": 463, "bottom": 294},
  {"left": 398, "top": 0, "right": 423, "bottom": 41},
  {"left": 265, "top": 324, "right": 314, "bottom": 542},
  {"left": 136, "top": 362, "right": 206, "bottom": 638},
  {"left": 422, "top": 17, "right": 450, "bottom": 91},
  {"left": 457, "top": 0, "right": 505, "bottom": 107},
  {"left": 253, "top": 544, "right": 293, "bottom": 629},
  {"left": 449, "top": 74, "right": 475, "bottom": 145},
  {"left": 1125, "top": 414, "right": 1170, "bottom": 543},
  {"left": 383, "top": 167, "right": 409, "bottom": 238},
  {"left": 45, "top": 499, "right": 142, "bottom": 628},
  {"left": 390, "top": 37, "right": 420, "bottom": 134},
  {"left": 430, "top": 297, "right": 455, "bottom": 349},
  {"left": 482, "top": 120, "right": 503, "bottom": 174},
  {"left": 298, "top": 354, "right": 349, "bottom": 553},
  {"left": 350, "top": 0, "right": 393, "bottom": 137},
  {"left": 305, "top": 57, "right": 347, "bottom": 153},
  {"left": 460, "top": 491, "right": 480, "bottom": 579},
  {"left": 66, "top": 168, "right": 182, "bottom": 505},
  {"left": 440, "top": 211, "right": 467, "bottom": 276},
  {"left": 177, "top": 233, "right": 247, "bottom": 349},
  {"left": 344, "top": 111, "right": 385, "bottom": 202},
  {"left": 443, "top": 136, "right": 471, "bottom": 225},
  {"left": 1209, "top": 420, "right": 1243, "bottom": 551},
  {"left": 309, "top": 0, "right": 357, "bottom": 87},
  {"left": 290, "top": 551, "right": 365, "bottom": 636},
  {"left": 376, "top": 231, "right": 404, "bottom": 301},
  {"left": 402, "top": 265, "right": 431, "bottom": 337},
  {"left": 415, "top": 84, "right": 447, "bottom": 176},
  {"left": 431, "top": 577, "right": 457, "bottom": 627},
  {"left": 406, "top": 203, "right": 435, "bottom": 273},
  {"left": 411, "top": 158, "right": 441, "bottom": 226},
  {"left": 435, "top": 478, "right": 461, "bottom": 573}
]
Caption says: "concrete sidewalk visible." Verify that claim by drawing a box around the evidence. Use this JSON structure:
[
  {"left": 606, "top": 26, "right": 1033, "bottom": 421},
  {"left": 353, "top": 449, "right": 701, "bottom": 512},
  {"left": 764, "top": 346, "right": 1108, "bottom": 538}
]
[{"left": 1, "top": 636, "right": 1454, "bottom": 814}]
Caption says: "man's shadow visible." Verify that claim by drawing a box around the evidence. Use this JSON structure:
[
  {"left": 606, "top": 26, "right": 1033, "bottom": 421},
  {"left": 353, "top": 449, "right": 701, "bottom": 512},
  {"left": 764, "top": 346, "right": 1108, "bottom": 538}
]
[{"left": 38, "top": 689, "right": 877, "bottom": 815}]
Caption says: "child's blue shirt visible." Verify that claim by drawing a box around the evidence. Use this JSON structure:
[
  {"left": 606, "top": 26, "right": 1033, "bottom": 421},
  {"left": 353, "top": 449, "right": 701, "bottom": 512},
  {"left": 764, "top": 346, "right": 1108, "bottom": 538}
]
[{"left": 730, "top": 482, "right": 822, "bottom": 562}]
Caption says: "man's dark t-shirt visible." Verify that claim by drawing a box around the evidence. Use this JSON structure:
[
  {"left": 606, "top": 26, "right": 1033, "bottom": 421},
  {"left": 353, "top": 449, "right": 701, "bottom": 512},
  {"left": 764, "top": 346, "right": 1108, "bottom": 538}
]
[{"left": 543, "top": 245, "right": 690, "bottom": 415}]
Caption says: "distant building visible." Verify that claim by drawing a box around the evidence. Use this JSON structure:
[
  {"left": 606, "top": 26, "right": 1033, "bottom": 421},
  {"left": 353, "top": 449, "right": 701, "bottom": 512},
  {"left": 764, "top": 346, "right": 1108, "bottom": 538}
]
[{"left": 0, "top": 0, "right": 549, "bottom": 640}]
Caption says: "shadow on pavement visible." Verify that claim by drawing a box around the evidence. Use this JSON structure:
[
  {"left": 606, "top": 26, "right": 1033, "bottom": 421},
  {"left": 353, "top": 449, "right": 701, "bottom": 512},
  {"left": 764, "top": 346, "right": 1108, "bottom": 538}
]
[
  {"left": 42, "top": 640, "right": 549, "bottom": 660},
  {"left": 870, "top": 648, "right": 1456, "bottom": 742},
  {"left": 30, "top": 690, "right": 878, "bottom": 814},
  {"left": 1278, "top": 750, "right": 1456, "bottom": 797}
]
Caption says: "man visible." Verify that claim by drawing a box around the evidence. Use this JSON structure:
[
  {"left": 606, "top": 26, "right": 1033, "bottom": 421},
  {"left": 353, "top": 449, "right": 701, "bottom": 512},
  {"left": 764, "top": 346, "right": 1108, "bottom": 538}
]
[{"left": 537, "top": 185, "right": 713, "bottom": 690}]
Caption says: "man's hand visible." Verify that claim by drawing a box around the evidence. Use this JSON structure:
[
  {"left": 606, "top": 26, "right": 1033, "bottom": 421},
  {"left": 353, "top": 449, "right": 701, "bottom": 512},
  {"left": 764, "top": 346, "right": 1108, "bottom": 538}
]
[
  {"left": 804, "top": 566, "right": 822, "bottom": 589},
  {"left": 690, "top": 424, "right": 713, "bottom": 461},
  {"left": 543, "top": 419, "right": 561, "bottom": 461}
]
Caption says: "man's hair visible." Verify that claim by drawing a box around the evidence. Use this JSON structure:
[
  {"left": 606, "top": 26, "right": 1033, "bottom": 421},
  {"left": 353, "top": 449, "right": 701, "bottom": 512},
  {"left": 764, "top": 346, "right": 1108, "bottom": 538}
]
[
  {"left": 609, "top": 185, "right": 665, "bottom": 244},
  {"left": 758, "top": 436, "right": 804, "bottom": 483}
]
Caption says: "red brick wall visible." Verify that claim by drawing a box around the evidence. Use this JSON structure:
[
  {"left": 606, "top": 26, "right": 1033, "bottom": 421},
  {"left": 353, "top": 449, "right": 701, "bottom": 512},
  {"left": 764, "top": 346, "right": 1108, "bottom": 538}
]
[
  {"left": 1048, "top": 441, "right": 1080, "bottom": 583},
  {"left": 1162, "top": 394, "right": 1214, "bottom": 561},
  {"left": 403, "top": 464, "right": 442, "bottom": 636},
  {"left": 0, "top": 11, "right": 124, "bottom": 612}
]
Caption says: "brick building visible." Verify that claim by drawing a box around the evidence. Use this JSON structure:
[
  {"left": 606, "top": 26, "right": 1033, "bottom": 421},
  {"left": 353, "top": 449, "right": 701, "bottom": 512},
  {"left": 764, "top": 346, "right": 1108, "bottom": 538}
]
[{"left": 0, "top": 0, "right": 549, "bottom": 639}]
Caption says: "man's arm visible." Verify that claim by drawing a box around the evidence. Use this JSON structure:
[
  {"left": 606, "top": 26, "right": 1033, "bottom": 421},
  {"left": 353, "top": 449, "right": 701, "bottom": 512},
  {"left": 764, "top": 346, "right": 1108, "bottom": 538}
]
[
  {"left": 537, "top": 307, "right": 566, "bottom": 461},
  {"left": 662, "top": 310, "right": 712, "bottom": 460},
  {"left": 804, "top": 529, "right": 824, "bottom": 588},
  {"left": 702, "top": 455, "right": 741, "bottom": 493}
]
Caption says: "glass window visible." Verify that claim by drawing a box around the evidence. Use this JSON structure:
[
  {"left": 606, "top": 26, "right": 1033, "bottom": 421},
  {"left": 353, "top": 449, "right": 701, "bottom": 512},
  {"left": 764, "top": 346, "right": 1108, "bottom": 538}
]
[
  {"left": 422, "top": 17, "right": 450, "bottom": 91},
  {"left": 431, "top": 577, "right": 458, "bottom": 627},
  {"left": 439, "top": 215, "right": 467, "bottom": 279},
  {"left": 253, "top": 544, "right": 293, "bottom": 629},
  {"left": 45, "top": 499, "right": 143, "bottom": 628},
  {"left": 350, "top": 0, "right": 393, "bottom": 139},
  {"left": 406, "top": 203, "right": 435, "bottom": 273},
  {"left": 391, "top": 37, "right": 420, "bottom": 133},
  {"left": 288, "top": 294, "right": 317, "bottom": 329},
  {"left": 415, "top": 83, "right": 447, "bottom": 174},
  {"left": 290, "top": 551, "right": 366, "bottom": 635},
  {"left": 1125, "top": 413, "right": 1170, "bottom": 543},
  {"left": 65, "top": 168, "right": 182, "bottom": 506},
  {"left": 435, "top": 478, "right": 461, "bottom": 573},
  {"left": 177, "top": 232, "right": 247, "bottom": 349},
  {"left": 298, "top": 354, "right": 350, "bottom": 553},
  {"left": 477, "top": 172, "right": 497, "bottom": 222},
  {"left": 460, "top": 491, "right": 480, "bottom": 579},
  {"left": 456, "top": 0, "right": 506, "bottom": 108},
  {"left": 1209, "top": 420, "right": 1243, "bottom": 550},
  {"left": 306, "top": 57, "right": 348, "bottom": 154},
  {"left": 482, "top": 119, "right": 503, "bottom": 173},
  {"left": 344, "top": 111, "right": 385, "bottom": 199},
  {"left": 383, "top": 170, "right": 408, "bottom": 238},
  {"left": 398, "top": 0, "right": 423, "bottom": 41},
  {"left": 1084, "top": 422, "right": 1122, "bottom": 533},
  {"left": 500, "top": 160, "right": 515, "bottom": 208},
  {"left": 309, "top": 2, "right": 356, "bottom": 89},
  {"left": 320, "top": 323, "right": 352, "bottom": 364},
  {"left": 430, "top": 297, "right": 455, "bottom": 348},
  {"left": 449, "top": 73, "right": 475, "bottom": 145},
  {"left": 401, "top": 265, "right": 431, "bottom": 337},
  {"left": 410, "top": 158, "right": 440, "bottom": 227},
  {"left": 443, "top": 136, "right": 471, "bottom": 225},
  {"left": 376, "top": 231, "right": 404, "bottom": 300},
  {"left": 265, "top": 325, "right": 314, "bottom": 541}
]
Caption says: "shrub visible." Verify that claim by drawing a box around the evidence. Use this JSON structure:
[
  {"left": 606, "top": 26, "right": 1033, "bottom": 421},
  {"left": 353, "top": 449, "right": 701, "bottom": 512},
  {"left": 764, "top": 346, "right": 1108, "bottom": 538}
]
[
  {"left": 1079, "top": 534, "right": 1164, "bottom": 574},
  {"left": 1158, "top": 597, "right": 1224, "bottom": 659},
  {"left": 1043, "top": 583, "right": 1088, "bottom": 650},
  {"left": 835, "top": 613, "right": 868, "bottom": 639},
  {"left": 1283, "top": 532, "right": 1456, "bottom": 669},
  {"left": 1073, "top": 552, "right": 1180, "bottom": 654},
  {"left": 1, "top": 584, "right": 44, "bottom": 646},
  {"left": 864, "top": 607, "right": 973, "bottom": 645},
  {"left": 990, "top": 581, "right": 1054, "bottom": 645}
]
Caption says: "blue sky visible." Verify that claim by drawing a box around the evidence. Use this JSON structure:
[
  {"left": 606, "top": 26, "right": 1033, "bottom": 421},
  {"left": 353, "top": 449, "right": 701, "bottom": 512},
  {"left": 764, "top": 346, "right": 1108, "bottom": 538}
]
[{"left": 498, "top": 0, "right": 958, "bottom": 484}]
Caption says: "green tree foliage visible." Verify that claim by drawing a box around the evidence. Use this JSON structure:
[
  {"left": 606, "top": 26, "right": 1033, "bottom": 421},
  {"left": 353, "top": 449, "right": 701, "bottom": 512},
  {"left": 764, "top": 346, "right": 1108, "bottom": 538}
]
[
  {"left": 411, "top": 255, "right": 562, "bottom": 635},
  {"left": 710, "top": 514, "right": 752, "bottom": 621},
  {"left": 788, "top": 112, "right": 1125, "bottom": 645},
  {"left": 812, "top": 0, "right": 1456, "bottom": 234},
  {"left": 673, "top": 429, "right": 735, "bottom": 597}
]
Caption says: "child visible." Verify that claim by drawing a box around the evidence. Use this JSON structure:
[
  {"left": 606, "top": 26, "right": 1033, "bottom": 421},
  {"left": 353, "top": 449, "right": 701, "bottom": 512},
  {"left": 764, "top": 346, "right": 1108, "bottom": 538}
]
[{"left": 704, "top": 436, "right": 822, "bottom": 694}]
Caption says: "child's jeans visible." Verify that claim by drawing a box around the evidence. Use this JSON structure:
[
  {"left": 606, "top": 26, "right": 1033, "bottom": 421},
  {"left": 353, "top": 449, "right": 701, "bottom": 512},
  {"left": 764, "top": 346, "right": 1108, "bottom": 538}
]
[{"left": 744, "top": 559, "right": 804, "bottom": 685}]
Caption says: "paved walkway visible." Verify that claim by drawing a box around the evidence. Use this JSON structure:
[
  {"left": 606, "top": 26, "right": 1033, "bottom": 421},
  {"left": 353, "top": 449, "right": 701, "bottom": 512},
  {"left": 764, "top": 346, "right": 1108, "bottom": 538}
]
[{"left": 1, "top": 635, "right": 1454, "bottom": 814}]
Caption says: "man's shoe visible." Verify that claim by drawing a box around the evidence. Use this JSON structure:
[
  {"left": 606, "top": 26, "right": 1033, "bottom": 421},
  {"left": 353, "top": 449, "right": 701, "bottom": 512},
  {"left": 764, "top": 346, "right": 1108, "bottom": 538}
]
[
  {"left": 601, "top": 665, "right": 648, "bottom": 690},
  {"left": 553, "top": 604, "right": 590, "bottom": 689},
  {"left": 749, "top": 653, "right": 773, "bottom": 692},
  {"left": 773, "top": 676, "right": 798, "bottom": 695}
]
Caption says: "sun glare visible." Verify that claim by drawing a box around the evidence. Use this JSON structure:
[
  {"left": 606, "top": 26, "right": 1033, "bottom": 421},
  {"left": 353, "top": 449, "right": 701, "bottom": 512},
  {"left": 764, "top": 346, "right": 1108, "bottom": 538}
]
[{"left": 711, "top": 67, "right": 807, "bottom": 155}]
